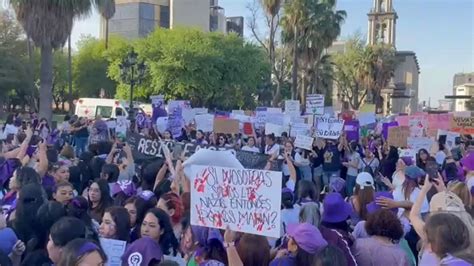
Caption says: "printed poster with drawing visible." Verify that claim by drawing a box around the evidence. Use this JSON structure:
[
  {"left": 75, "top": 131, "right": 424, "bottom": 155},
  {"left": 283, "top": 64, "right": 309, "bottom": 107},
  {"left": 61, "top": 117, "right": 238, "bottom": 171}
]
[{"left": 190, "top": 165, "right": 282, "bottom": 238}]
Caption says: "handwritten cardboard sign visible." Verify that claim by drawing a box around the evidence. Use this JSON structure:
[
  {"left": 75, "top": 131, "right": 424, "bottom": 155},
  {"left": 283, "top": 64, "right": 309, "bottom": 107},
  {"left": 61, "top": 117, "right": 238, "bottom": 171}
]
[
  {"left": 387, "top": 126, "right": 409, "bottom": 148},
  {"left": 99, "top": 238, "right": 126, "bottom": 266},
  {"left": 213, "top": 119, "right": 239, "bottom": 134},
  {"left": 306, "top": 94, "right": 325, "bottom": 115},
  {"left": 451, "top": 116, "right": 474, "bottom": 134},
  {"left": 190, "top": 165, "right": 282, "bottom": 238},
  {"left": 407, "top": 137, "right": 435, "bottom": 152},
  {"left": 315, "top": 117, "right": 344, "bottom": 140},
  {"left": 285, "top": 100, "right": 300, "bottom": 117},
  {"left": 294, "top": 135, "right": 314, "bottom": 150}
]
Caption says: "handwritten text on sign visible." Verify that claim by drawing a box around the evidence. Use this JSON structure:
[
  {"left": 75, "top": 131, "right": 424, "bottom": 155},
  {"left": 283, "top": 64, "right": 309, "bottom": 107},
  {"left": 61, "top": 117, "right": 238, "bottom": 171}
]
[
  {"left": 190, "top": 165, "right": 282, "bottom": 238},
  {"left": 315, "top": 117, "right": 344, "bottom": 140}
]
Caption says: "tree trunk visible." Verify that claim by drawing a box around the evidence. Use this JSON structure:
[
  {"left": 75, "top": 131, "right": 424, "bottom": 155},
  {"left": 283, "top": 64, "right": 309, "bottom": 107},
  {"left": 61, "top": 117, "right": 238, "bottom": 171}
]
[
  {"left": 39, "top": 44, "right": 53, "bottom": 122},
  {"left": 68, "top": 35, "right": 74, "bottom": 114},
  {"left": 272, "top": 80, "right": 281, "bottom": 107},
  {"left": 291, "top": 27, "right": 298, "bottom": 100},
  {"left": 301, "top": 72, "right": 307, "bottom": 109},
  {"left": 105, "top": 19, "right": 110, "bottom": 49}
]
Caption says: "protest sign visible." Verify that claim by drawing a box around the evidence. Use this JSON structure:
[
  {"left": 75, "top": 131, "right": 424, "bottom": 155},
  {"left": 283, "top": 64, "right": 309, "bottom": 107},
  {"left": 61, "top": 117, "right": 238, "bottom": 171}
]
[
  {"left": 243, "top": 122, "right": 254, "bottom": 136},
  {"left": 285, "top": 100, "right": 300, "bottom": 117},
  {"left": 235, "top": 150, "right": 269, "bottom": 169},
  {"left": 306, "top": 94, "right": 324, "bottom": 115},
  {"left": 115, "top": 116, "right": 129, "bottom": 136},
  {"left": 99, "top": 238, "right": 126, "bottom": 266},
  {"left": 399, "top": 149, "right": 416, "bottom": 162},
  {"left": 150, "top": 95, "right": 167, "bottom": 121},
  {"left": 290, "top": 123, "right": 311, "bottom": 138},
  {"left": 167, "top": 101, "right": 186, "bottom": 138},
  {"left": 437, "top": 129, "right": 448, "bottom": 140},
  {"left": 344, "top": 120, "right": 360, "bottom": 142},
  {"left": 193, "top": 108, "right": 208, "bottom": 115},
  {"left": 265, "top": 123, "right": 284, "bottom": 137},
  {"left": 294, "top": 135, "right": 314, "bottom": 150},
  {"left": 427, "top": 113, "right": 451, "bottom": 131},
  {"left": 450, "top": 116, "right": 474, "bottom": 134},
  {"left": 182, "top": 108, "right": 195, "bottom": 125},
  {"left": 407, "top": 137, "right": 435, "bottom": 152},
  {"left": 387, "top": 126, "right": 409, "bottom": 148},
  {"left": 195, "top": 114, "right": 214, "bottom": 132},
  {"left": 255, "top": 107, "right": 267, "bottom": 129},
  {"left": 395, "top": 115, "right": 409, "bottom": 127},
  {"left": 214, "top": 119, "right": 239, "bottom": 134},
  {"left": 135, "top": 113, "right": 146, "bottom": 128},
  {"left": 409, "top": 117, "right": 427, "bottom": 137},
  {"left": 446, "top": 131, "right": 460, "bottom": 149},
  {"left": 156, "top": 117, "right": 168, "bottom": 133},
  {"left": 267, "top": 107, "right": 282, "bottom": 113},
  {"left": 265, "top": 112, "right": 285, "bottom": 126},
  {"left": 358, "top": 112, "right": 376, "bottom": 126},
  {"left": 232, "top": 110, "right": 245, "bottom": 116},
  {"left": 190, "top": 165, "right": 282, "bottom": 237},
  {"left": 315, "top": 117, "right": 344, "bottom": 140}
]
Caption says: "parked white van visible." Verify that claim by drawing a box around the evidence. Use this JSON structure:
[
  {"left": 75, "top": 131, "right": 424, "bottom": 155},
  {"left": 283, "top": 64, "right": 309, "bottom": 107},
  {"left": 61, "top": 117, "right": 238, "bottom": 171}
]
[{"left": 75, "top": 98, "right": 144, "bottom": 119}]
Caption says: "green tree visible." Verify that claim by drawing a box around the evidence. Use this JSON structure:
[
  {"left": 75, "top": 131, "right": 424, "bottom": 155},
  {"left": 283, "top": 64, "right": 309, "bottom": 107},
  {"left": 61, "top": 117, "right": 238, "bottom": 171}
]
[
  {"left": 0, "top": 10, "right": 31, "bottom": 114},
  {"left": 333, "top": 36, "right": 396, "bottom": 111},
  {"left": 73, "top": 36, "right": 119, "bottom": 98},
  {"left": 52, "top": 50, "right": 69, "bottom": 111},
  {"left": 10, "top": 0, "right": 95, "bottom": 122},
  {"left": 109, "top": 28, "right": 270, "bottom": 110},
  {"left": 281, "top": 0, "right": 346, "bottom": 104}
]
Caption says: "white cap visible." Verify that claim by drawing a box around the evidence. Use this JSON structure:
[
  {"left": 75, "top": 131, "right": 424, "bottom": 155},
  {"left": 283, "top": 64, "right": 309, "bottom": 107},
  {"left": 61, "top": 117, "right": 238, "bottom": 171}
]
[{"left": 356, "top": 172, "right": 375, "bottom": 190}]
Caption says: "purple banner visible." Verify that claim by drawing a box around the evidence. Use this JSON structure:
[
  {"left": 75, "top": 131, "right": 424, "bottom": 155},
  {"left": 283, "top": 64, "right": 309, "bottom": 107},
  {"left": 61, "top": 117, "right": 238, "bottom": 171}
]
[
  {"left": 344, "top": 120, "right": 360, "bottom": 142},
  {"left": 382, "top": 121, "right": 399, "bottom": 140},
  {"left": 151, "top": 95, "right": 167, "bottom": 123}
]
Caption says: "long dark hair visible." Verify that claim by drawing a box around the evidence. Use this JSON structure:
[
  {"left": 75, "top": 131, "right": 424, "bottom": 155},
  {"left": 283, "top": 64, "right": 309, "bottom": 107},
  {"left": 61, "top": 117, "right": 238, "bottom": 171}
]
[
  {"left": 104, "top": 206, "right": 131, "bottom": 242},
  {"left": 65, "top": 196, "right": 99, "bottom": 242},
  {"left": 88, "top": 179, "right": 113, "bottom": 219},
  {"left": 142, "top": 208, "right": 179, "bottom": 256},
  {"left": 13, "top": 184, "right": 46, "bottom": 243}
]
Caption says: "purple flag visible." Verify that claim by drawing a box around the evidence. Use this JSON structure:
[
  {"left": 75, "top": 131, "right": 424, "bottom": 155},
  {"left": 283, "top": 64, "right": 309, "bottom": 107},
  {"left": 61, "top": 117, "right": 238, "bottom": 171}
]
[
  {"left": 345, "top": 120, "right": 360, "bottom": 142},
  {"left": 382, "top": 121, "right": 398, "bottom": 140}
]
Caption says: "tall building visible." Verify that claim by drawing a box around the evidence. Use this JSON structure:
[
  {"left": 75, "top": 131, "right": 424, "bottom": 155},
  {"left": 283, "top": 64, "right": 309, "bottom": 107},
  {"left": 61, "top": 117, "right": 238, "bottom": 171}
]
[
  {"left": 101, "top": 0, "right": 228, "bottom": 40},
  {"left": 367, "top": 0, "right": 420, "bottom": 115},
  {"left": 452, "top": 73, "right": 474, "bottom": 111}
]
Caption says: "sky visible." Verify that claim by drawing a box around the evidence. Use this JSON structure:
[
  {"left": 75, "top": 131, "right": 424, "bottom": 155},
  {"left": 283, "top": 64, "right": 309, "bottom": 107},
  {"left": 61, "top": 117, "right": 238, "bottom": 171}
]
[{"left": 69, "top": 0, "right": 473, "bottom": 105}]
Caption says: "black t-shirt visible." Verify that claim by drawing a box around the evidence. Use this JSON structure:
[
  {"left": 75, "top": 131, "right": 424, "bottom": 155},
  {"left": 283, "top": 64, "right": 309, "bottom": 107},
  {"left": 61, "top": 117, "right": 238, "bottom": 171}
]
[
  {"left": 74, "top": 126, "right": 89, "bottom": 138},
  {"left": 323, "top": 144, "right": 342, "bottom": 172},
  {"left": 311, "top": 147, "right": 324, "bottom": 168}
]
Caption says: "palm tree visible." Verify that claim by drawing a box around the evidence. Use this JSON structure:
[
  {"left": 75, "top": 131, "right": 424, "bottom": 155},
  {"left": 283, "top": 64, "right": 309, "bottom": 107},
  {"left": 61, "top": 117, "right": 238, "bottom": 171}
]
[
  {"left": 261, "top": 0, "right": 282, "bottom": 105},
  {"left": 10, "top": 0, "right": 93, "bottom": 122},
  {"left": 95, "top": 0, "right": 115, "bottom": 49}
]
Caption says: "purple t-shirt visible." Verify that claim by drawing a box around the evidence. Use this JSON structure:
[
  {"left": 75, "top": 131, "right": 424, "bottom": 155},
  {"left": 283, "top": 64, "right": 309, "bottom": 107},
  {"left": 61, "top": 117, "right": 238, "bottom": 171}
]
[
  {"left": 353, "top": 237, "right": 410, "bottom": 266},
  {"left": 269, "top": 255, "right": 296, "bottom": 266}
]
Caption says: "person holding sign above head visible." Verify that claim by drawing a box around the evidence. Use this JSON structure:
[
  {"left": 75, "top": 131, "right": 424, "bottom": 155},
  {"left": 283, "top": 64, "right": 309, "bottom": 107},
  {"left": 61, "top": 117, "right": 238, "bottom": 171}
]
[{"left": 321, "top": 136, "right": 345, "bottom": 189}]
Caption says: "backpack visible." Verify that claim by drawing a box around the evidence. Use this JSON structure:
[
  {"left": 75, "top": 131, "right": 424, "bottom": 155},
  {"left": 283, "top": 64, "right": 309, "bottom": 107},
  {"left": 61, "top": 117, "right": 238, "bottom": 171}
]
[{"left": 361, "top": 158, "right": 376, "bottom": 176}]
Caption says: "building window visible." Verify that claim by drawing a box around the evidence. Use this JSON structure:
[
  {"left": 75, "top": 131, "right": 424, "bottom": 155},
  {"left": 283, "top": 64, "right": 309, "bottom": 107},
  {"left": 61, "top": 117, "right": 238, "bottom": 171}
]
[{"left": 160, "top": 5, "right": 170, "bottom": 28}]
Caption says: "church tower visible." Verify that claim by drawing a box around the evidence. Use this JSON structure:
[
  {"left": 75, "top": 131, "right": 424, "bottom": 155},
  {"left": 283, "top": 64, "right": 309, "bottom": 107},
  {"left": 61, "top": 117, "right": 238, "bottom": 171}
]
[{"left": 367, "top": 0, "right": 398, "bottom": 47}]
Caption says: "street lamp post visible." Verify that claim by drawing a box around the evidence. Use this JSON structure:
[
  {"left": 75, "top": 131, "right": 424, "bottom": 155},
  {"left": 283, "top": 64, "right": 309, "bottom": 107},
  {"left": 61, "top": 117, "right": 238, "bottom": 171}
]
[{"left": 119, "top": 50, "right": 146, "bottom": 122}]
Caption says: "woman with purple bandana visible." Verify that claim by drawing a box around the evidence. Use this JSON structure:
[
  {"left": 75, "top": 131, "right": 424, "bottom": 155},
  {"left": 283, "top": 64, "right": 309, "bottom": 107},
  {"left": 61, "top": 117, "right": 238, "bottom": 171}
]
[{"left": 270, "top": 223, "right": 328, "bottom": 266}]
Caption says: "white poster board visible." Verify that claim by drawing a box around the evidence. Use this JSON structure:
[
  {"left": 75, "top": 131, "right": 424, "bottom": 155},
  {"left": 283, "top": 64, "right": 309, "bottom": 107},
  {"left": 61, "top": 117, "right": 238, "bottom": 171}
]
[
  {"left": 315, "top": 117, "right": 344, "bottom": 140},
  {"left": 265, "top": 123, "right": 284, "bottom": 137},
  {"left": 195, "top": 114, "right": 214, "bottom": 132},
  {"left": 409, "top": 118, "right": 427, "bottom": 138},
  {"left": 407, "top": 137, "right": 435, "bottom": 152},
  {"left": 115, "top": 116, "right": 129, "bottom": 135},
  {"left": 358, "top": 112, "right": 376, "bottom": 126},
  {"left": 284, "top": 100, "right": 300, "bottom": 117},
  {"left": 99, "top": 238, "right": 126, "bottom": 266},
  {"left": 290, "top": 123, "right": 311, "bottom": 137},
  {"left": 446, "top": 131, "right": 460, "bottom": 149},
  {"left": 190, "top": 165, "right": 282, "bottom": 238},
  {"left": 399, "top": 149, "right": 416, "bottom": 162},
  {"left": 294, "top": 135, "right": 314, "bottom": 150},
  {"left": 306, "top": 94, "right": 325, "bottom": 115}
]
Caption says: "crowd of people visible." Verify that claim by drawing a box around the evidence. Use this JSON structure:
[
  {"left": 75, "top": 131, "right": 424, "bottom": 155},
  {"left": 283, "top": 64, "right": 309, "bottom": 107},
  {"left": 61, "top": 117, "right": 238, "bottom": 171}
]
[{"left": 0, "top": 111, "right": 473, "bottom": 266}]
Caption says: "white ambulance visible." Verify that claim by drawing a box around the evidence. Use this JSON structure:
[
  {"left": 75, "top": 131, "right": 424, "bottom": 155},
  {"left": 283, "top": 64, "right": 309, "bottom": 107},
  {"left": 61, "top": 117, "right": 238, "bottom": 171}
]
[{"left": 74, "top": 98, "right": 144, "bottom": 119}]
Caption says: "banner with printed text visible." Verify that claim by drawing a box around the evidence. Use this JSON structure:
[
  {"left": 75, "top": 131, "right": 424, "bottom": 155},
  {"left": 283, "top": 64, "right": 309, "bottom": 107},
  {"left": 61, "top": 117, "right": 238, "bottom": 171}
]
[
  {"left": 190, "top": 165, "right": 282, "bottom": 237},
  {"left": 306, "top": 94, "right": 325, "bottom": 115}
]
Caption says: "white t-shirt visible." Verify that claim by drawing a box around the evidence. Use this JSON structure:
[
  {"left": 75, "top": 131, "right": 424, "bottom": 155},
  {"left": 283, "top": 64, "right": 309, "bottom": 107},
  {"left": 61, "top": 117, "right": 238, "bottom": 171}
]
[
  {"left": 2, "top": 124, "right": 18, "bottom": 139},
  {"left": 294, "top": 152, "right": 310, "bottom": 167},
  {"left": 265, "top": 144, "right": 280, "bottom": 157},
  {"left": 241, "top": 145, "right": 260, "bottom": 153},
  {"left": 280, "top": 207, "right": 300, "bottom": 236},
  {"left": 393, "top": 187, "right": 429, "bottom": 217},
  {"left": 347, "top": 152, "right": 361, "bottom": 176}
]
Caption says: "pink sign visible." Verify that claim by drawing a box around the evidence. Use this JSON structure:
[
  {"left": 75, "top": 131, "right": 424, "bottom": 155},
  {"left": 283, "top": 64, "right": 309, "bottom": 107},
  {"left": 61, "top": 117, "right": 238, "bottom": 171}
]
[{"left": 427, "top": 113, "right": 452, "bottom": 130}]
